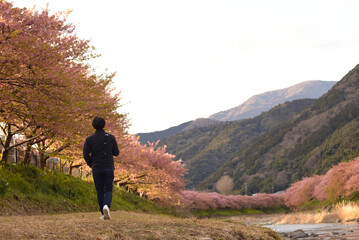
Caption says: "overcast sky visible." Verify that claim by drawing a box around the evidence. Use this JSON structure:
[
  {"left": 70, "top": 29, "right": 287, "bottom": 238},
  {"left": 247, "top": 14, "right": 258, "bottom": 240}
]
[{"left": 11, "top": 0, "right": 359, "bottom": 133}]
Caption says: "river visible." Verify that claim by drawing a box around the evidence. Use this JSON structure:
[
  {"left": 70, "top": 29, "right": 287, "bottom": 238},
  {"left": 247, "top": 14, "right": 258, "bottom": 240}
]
[
  {"left": 228, "top": 213, "right": 359, "bottom": 239},
  {"left": 265, "top": 223, "right": 359, "bottom": 239}
]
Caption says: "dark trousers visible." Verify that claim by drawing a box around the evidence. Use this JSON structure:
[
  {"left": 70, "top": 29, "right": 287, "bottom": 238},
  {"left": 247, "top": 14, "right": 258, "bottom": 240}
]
[{"left": 92, "top": 168, "right": 114, "bottom": 215}]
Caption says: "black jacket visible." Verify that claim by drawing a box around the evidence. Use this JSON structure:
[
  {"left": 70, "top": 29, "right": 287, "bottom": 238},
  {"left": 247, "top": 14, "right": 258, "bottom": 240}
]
[{"left": 83, "top": 129, "right": 119, "bottom": 169}]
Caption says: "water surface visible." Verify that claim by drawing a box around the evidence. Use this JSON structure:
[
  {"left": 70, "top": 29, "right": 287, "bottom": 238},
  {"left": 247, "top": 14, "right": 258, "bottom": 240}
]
[{"left": 265, "top": 223, "right": 359, "bottom": 239}]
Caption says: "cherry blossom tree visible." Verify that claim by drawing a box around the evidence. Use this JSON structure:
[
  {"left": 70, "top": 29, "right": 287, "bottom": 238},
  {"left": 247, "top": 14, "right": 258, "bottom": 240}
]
[
  {"left": 283, "top": 157, "right": 359, "bottom": 208},
  {"left": 113, "top": 135, "right": 187, "bottom": 205},
  {"left": 283, "top": 175, "right": 323, "bottom": 208},
  {"left": 0, "top": 2, "right": 90, "bottom": 162},
  {"left": 0, "top": 1, "right": 127, "bottom": 166}
]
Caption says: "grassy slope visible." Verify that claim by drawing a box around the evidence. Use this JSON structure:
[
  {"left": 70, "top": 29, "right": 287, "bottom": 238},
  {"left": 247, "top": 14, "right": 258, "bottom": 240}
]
[{"left": 0, "top": 163, "right": 166, "bottom": 216}]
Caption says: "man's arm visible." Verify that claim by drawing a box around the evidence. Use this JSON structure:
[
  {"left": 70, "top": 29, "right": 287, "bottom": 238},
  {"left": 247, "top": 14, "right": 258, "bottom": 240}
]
[
  {"left": 112, "top": 136, "right": 120, "bottom": 156},
  {"left": 83, "top": 138, "right": 93, "bottom": 167}
]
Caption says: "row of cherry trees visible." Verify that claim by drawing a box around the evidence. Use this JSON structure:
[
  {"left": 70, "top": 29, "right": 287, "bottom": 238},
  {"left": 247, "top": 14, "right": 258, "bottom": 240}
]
[
  {"left": 180, "top": 191, "right": 284, "bottom": 210},
  {"left": 182, "top": 157, "right": 359, "bottom": 210},
  {"left": 283, "top": 157, "right": 359, "bottom": 208},
  {"left": 0, "top": 1, "right": 188, "bottom": 205}
]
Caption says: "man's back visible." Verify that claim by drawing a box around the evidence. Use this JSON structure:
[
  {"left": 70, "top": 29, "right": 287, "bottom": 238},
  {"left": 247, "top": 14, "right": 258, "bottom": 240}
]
[{"left": 83, "top": 129, "right": 119, "bottom": 169}]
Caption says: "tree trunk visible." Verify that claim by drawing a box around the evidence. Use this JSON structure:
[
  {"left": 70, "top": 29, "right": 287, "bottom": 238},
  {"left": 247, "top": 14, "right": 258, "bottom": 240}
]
[
  {"left": 1, "top": 148, "right": 9, "bottom": 164},
  {"left": 1, "top": 124, "right": 13, "bottom": 163},
  {"left": 39, "top": 153, "right": 44, "bottom": 169},
  {"left": 69, "top": 163, "right": 82, "bottom": 176},
  {"left": 59, "top": 159, "right": 63, "bottom": 173},
  {"left": 14, "top": 146, "right": 17, "bottom": 163},
  {"left": 34, "top": 152, "right": 38, "bottom": 167},
  {"left": 40, "top": 153, "right": 50, "bottom": 170},
  {"left": 23, "top": 143, "right": 32, "bottom": 165}
]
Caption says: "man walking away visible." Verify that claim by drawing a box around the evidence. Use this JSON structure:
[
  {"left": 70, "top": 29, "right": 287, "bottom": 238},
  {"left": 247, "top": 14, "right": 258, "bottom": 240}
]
[{"left": 83, "top": 117, "right": 119, "bottom": 220}]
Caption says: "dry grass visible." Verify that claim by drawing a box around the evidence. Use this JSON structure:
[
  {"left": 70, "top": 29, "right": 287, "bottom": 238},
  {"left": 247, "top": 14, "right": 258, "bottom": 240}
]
[
  {"left": 333, "top": 201, "right": 359, "bottom": 222},
  {"left": 0, "top": 210, "right": 282, "bottom": 240},
  {"left": 238, "top": 202, "right": 359, "bottom": 225},
  {"left": 274, "top": 211, "right": 338, "bottom": 224}
]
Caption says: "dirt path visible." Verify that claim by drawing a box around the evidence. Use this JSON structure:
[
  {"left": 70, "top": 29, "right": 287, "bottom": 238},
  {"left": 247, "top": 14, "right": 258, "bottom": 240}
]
[{"left": 0, "top": 211, "right": 281, "bottom": 240}]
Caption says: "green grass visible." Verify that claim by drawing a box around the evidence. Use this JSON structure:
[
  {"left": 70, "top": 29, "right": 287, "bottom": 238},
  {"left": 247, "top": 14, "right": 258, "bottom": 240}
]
[
  {"left": 348, "top": 192, "right": 359, "bottom": 202},
  {"left": 192, "top": 208, "right": 263, "bottom": 217},
  {"left": 191, "top": 206, "right": 289, "bottom": 217},
  {"left": 287, "top": 194, "right": 359, "bottom": 212},
  {"left": 0, "top": 162, "right": 167, "bottom": 215}
]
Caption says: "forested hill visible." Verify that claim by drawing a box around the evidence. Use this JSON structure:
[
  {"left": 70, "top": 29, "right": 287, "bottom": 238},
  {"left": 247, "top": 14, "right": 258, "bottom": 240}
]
[
  {"left": 160, "top": 98, "right": 316, "bottom": 189},
  {"left": 137, "top": 121, "right": 192, "bottom": 145},
  {"left": 197, "top": 64, "right": 359, "bottom": 194}
]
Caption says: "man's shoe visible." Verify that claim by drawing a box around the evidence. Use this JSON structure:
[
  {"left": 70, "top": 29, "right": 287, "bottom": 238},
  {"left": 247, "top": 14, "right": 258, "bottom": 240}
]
[
  {"left": 100, "top": 215, "right": 104, "bottom": 220},
  {"left": 103, "top": 205, "right": 111, "bottom": 220}
]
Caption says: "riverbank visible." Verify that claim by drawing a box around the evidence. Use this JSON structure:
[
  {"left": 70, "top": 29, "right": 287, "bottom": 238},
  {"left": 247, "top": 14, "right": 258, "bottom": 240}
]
[
  {"left": 226, "top": 208, "right": 359, "bottom": 239},
  {"left": 227, "top": 201, "right": 359, "bottom": 226},
  {"left": 0, "top": 210, "right": 282, "bottom": 240},
  {"left": 266, "top": 223, "right": 359, "bottom": 240}
]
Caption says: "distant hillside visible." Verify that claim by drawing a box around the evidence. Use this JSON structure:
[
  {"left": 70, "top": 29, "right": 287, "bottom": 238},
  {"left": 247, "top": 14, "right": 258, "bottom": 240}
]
[
  {"left": 210, "top": 80, "right": 336, "bottom": 121},
  {"left": 137, "top": 80, "right": 335, "bottom": 145},
  {"left": 137, "top": 121, "right": 192, "bottom": 145},
  {"left": 160, "top": 98, "right": 316, "bottom": 189},
  {"left": 137, "top": 118, "right": 218, "bottom": 145},
  {"left": 197, "top": 65, "right": 359, "bottom": 194}
]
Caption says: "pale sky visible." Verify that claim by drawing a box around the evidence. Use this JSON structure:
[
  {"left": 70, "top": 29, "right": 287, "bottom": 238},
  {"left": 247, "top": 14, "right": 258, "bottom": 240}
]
[{"left": 10, "top": 0, "right": 359, "bottom": 134}]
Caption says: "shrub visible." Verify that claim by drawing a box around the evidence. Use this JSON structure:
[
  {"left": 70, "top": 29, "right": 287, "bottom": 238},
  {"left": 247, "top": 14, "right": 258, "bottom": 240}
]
[
  {"left": 215, "top": 175, "right": 234, "bottom": 195},
  {"left": 333, "top": 201, "right": 359, "bottom": 222}
]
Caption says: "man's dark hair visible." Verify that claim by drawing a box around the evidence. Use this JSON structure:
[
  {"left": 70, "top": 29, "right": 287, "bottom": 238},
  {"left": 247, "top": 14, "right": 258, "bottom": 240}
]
[{"left": 92, "top": 117, "right": 106, "bottom": 130}]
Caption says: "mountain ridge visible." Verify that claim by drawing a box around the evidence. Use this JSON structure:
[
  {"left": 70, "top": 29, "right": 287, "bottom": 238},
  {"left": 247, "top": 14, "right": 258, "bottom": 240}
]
[
  {"left": 137, "top": 80, "right": 336, "bottom": 145},
  {"left": 137, "top": 118, "right": 219, "bottom": 145},
  {"left": 209, "top": 80, "right": 337, "bottom": 121}
]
